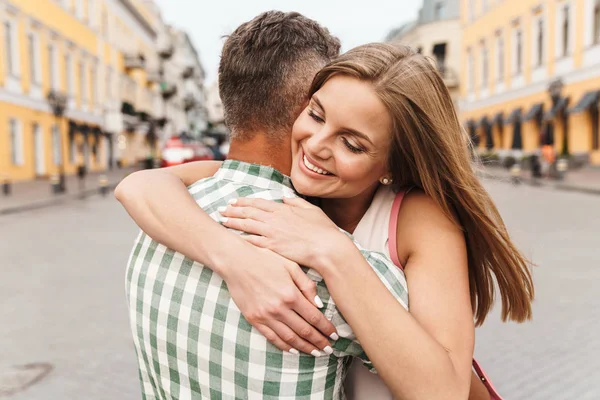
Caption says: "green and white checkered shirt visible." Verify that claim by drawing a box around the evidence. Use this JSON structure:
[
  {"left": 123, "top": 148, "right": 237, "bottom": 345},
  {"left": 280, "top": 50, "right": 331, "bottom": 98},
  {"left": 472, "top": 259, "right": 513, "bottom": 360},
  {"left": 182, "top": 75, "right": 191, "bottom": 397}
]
[{"left": 125, "top": 160, "right": 408, "bottom": 400}]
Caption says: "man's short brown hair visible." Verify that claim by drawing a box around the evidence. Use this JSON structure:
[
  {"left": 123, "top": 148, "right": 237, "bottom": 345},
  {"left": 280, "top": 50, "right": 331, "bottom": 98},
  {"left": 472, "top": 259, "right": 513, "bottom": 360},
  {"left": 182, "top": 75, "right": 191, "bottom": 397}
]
[{"left": 218, "top": 11, "right": 340, "bottom": 141}]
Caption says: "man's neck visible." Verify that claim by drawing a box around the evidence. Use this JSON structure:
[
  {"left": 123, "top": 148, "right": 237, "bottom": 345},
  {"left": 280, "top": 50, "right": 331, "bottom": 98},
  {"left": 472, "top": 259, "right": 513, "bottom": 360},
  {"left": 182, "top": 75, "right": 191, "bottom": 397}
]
[{"left": 226, "top": 132, "right": 292, "bottom": 176}]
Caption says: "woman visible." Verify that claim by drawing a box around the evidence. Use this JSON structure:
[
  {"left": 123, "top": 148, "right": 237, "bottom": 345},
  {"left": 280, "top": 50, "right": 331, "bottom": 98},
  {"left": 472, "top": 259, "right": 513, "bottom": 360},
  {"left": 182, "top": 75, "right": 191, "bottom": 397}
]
[{"left": 117, "top": 44, "right": 533, "bottom": 399}]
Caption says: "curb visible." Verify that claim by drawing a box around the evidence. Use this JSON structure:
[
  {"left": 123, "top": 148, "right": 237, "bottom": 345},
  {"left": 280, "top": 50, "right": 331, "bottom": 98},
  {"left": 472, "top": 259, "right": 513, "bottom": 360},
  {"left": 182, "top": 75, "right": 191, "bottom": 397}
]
[
  {"left": 478, "top": 171, "right": 600, "bottom": 196},
  {"left": 0, "top": 183, "right": 118, "bottom": 216}
]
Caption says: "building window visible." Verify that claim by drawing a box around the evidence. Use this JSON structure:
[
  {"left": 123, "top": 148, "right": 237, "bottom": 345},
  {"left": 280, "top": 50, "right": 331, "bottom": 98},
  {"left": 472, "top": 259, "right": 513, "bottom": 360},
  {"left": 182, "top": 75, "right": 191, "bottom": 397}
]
[
  {"left": 79, "top": 61, "right": 87, "bottom": 102},
  {"left": 102, "top": 8, "right": 109, "bottom": 37},
  {"left": 105, "top": 69, "right": 112, "bottom": 99},
  {"left": 515, "top": 28, "right": 523, "bottom": 74},
  {"left": 4, "top": 20, "right": 19, "bottom": 76},
  {"left": 433, "top": 42, "right": 447, "bottom": 72},
  {"left": 52, "top": 125, "right": 62, "bottom": 165},
  {"left": 76, "top": 0, "right": 84, "bottom": 19},
  {"left": 481, "top": 43, "right": 488, "bottom": 87},
  {"left": 595, "top": 0, "right": 600, "bottom": 44},
  {"left": 467, "top": 48, "right": 474, "bottom": 92},
  {"left": 9, "top": 119, "right": 24, "bottom": 166},
  {"left": 434, "top": 2, "right": 445, "bottom": 20},
  {"left": 562, "top": 5, "right": 570, "bottom": 56},
  {"left": 28, "top": 33, "right": 41, "bottom": 84},
  {"left": 497, "top": 35, "right": 504, "bottom": 81},
  {"left": 536, "top": 18, "right": 544, "bottom": 67},
  {"left": 482, "top": 0, "right": 488, "bottom": 13},
  {"left": 48, "top": 44, "right": 59, "bottom": 90},
  {"left": 65, "top": 53, "right": 74, "bottom": 95},
  {"left": 91, "top": 64, "right": 97, "bottom": 105}
]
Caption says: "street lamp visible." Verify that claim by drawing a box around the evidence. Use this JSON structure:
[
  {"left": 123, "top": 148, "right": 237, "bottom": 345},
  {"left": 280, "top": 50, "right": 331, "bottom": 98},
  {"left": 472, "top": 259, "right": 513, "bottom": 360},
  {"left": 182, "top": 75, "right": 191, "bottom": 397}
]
[{"left": 47, "top": 90, "right": 68, "bottom": 193}]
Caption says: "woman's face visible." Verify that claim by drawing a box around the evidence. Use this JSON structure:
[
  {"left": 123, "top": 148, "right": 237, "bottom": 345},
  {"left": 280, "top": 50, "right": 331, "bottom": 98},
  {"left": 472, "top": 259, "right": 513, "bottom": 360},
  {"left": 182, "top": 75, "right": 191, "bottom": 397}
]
[{"left": 290, "top": 75, "right": 393, "bottom": 199}]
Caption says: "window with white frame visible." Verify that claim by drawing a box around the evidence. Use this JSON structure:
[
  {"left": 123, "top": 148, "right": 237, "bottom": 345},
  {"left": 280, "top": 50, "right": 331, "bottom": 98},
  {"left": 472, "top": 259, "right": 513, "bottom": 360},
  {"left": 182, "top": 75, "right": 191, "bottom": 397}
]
[
  {"left": 9, "top": 119, "right": 24, "bottom": 166},
  {"left": 105, "top": 68, "right": 112, "bottom": 100},
  {"left": 481, "top": 42, "right": 488, "bottom": 87},
  {"left": 79, "top": 61, "right": 87, "bottom": 102},
  {"left": 482, "top": 0, "right": 489, "bottom": 13},
  {"left": 4, "top": 19, "right": 20, "bottom": 76},
  {"left": 535, "top": 16, "right": 544, "bottom": 67},
  {"left": 52, "top": 125, "right": 62, "bottom": 165},
  {"left": 496, "top": 33, "right": 504, "bottom": 81},
  {"left": 88, "top": 0, "right": 95, "bottom": 26},
  {"left": 91, "top": 64, "right": 97, "bottom": 105},
  {"left": 513, "top": 27, "right": 523, "bottom": 75},
  {"left": 76, "top": 0, "right": 84, "bottom": 19},
  {"left": 467, "top": 48, "right": 474, "bottom": 92},
  {"left": 561, "top": 4, "right": 571, "bottom": 56},
  {"left": 594, "top": 0, "right": 600, "bottom": 44},
  {"left": 65, "top": 53, "right": 74, "bottom": 95},
  {"left": 48, "top": 44, "right": 59, "bottom": 90},
  {"left": 28, "top": 32, "right": 41, "bottom": 84}
]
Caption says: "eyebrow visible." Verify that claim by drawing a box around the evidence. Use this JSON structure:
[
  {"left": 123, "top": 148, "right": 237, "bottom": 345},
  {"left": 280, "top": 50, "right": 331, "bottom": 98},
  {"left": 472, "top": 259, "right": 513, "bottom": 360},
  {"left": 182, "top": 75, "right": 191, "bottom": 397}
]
[{"left": 312, "top": 95, "right": 374, "bottom": 146}]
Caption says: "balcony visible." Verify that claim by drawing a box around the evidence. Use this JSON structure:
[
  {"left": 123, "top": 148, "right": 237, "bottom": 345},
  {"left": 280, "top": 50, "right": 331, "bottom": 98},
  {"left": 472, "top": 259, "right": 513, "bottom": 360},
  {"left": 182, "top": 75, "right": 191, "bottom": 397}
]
[
  {"left": 181, "top": 65, "right": 195, "bottom": 79},
  {"left": 124, "top": 53, "right": 146, "bottom": 70},
  {"left": 183, "top": 94, "right": 197, "bottom": 111},
  {"left": 438, "top": 65, "right": 459, "bottom": 89},
  {"left": 160, "top": 81, "right": 177, "bottom": 99}
]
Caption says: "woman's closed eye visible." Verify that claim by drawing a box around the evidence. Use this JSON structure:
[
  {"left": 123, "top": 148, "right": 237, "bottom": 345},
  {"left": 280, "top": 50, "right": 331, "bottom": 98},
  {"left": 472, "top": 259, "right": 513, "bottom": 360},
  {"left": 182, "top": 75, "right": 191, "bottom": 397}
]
[
  {"left": 308, "top": 109, "right": 325, "bottom": 123},
  {"left": 341, "top": 137, "right": 365, "bottom": 154}
]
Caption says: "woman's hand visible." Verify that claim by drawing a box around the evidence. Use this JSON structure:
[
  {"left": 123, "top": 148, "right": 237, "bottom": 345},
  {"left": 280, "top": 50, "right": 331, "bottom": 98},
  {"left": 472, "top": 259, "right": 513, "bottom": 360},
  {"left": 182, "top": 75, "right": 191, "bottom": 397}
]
[{"left": 218, "top": 196, "right": 348, "bottom": 270}]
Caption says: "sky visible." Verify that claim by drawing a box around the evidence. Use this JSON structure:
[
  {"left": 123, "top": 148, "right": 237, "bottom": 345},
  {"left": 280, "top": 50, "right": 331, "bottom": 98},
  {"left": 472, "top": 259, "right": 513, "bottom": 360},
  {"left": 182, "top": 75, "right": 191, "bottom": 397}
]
[{"left": 154, "top": 0, "right": 422, "bottom": 85}]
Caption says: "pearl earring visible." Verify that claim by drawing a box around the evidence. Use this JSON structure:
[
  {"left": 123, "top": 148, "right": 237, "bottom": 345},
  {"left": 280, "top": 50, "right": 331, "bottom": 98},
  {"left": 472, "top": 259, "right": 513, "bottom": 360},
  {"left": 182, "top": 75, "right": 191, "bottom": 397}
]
[{"left": 381, "top": 177, "right": 392, "bottom": 185}]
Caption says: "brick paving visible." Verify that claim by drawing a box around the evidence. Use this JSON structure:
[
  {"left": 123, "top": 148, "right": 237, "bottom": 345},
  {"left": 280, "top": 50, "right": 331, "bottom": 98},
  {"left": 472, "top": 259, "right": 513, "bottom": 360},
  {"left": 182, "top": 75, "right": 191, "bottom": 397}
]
[{"left": 0, "top": 180, "right": 598, "bottom": 399}]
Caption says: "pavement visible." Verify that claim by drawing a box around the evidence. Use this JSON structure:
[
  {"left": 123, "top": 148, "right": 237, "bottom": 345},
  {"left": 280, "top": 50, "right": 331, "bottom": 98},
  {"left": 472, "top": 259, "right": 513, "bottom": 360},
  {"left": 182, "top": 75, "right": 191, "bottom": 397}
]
[
  {"left": 476, "top": 164, "right": 600, "bottom": 195},
  {"left": 0, "top": 167, "right": 137, "bottom": 216},
  {"left": 0, "top": 180, "right": 598, "bottom": 399}
]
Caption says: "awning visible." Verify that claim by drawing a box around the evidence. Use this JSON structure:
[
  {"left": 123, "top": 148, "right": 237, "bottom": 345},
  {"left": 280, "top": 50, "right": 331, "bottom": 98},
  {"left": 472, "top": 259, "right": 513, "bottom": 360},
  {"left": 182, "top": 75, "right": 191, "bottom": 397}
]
[
  {"left": 491, "top": 112, "right": 504, "bottom": 125},
  {"left": 511, "top": 122, "right": 523, "bottom": 150},
  {"left": 523, "top": 103, "right": 544, "bottom": 122},
  {"left": 544, "top": 97, "right": 569, "bottom": 120},
  {"left": 568, "top": 91, "right": 600, "bottom": 114},
  {"left": 504, "top": 108, "right": 522, "bottom": 124},
  {"left": 477, "top": 116, "right": 489, "bottom": 128}
]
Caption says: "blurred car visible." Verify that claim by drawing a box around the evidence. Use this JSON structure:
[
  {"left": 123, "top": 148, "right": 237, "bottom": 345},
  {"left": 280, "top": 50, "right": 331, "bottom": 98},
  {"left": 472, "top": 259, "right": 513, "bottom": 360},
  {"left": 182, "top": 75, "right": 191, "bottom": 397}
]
[{"left": 161, "top": 136, "right": 215, "bottom": 167}]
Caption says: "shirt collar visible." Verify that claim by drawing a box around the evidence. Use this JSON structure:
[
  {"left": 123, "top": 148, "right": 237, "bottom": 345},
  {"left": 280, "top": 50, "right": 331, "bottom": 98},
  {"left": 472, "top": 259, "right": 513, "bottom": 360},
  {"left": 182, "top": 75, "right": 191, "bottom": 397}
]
[{"left": 214, "top": 160, "right": 295, "bottom": 191}]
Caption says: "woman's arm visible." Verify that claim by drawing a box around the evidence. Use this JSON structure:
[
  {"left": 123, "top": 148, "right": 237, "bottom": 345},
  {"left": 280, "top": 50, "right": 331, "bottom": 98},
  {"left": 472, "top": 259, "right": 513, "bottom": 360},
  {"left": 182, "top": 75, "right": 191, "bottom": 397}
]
[
  {"left": 322, "top": 191, "right": 474, "bottom": 400},
  {"left": 114, "top": 161, "right": 337, "bottom": 355},
  {"left": 219, "top": 194, "right": 474, "bottom": 400}
]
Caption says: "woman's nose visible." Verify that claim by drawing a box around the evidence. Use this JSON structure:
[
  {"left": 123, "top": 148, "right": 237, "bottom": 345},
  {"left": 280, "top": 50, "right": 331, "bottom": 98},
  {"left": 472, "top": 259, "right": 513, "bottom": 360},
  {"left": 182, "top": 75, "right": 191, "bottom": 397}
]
[{"left": 304, "top": 131, "right": 333, "bottom": 161}]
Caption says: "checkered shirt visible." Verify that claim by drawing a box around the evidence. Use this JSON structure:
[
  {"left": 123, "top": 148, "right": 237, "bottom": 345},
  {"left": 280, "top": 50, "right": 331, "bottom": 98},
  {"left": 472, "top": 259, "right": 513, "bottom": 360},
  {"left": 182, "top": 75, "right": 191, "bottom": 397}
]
[{"left": 125, "top": 160, "right": 409, "bottom": 400}]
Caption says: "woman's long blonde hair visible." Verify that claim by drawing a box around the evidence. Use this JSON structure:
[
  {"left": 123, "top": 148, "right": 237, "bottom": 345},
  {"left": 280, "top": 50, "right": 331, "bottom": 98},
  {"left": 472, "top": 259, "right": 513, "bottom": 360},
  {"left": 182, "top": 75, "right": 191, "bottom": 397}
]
[{"left": 309, "top": 43, "right": 534, "bottom": 325}]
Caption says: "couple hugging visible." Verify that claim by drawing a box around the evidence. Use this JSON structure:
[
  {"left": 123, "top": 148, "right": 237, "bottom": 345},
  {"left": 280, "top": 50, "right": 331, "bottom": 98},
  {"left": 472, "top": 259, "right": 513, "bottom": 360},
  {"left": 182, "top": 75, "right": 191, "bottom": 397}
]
[{"left": 116, "top": 10, "right": 533, "bottom": 400}]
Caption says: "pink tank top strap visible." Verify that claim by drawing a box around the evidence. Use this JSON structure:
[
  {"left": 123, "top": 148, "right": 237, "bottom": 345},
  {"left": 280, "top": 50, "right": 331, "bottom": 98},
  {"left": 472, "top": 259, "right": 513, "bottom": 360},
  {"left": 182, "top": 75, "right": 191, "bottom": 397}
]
[{"left": 387, "top": 187, "right": 414, "bottom": 271}]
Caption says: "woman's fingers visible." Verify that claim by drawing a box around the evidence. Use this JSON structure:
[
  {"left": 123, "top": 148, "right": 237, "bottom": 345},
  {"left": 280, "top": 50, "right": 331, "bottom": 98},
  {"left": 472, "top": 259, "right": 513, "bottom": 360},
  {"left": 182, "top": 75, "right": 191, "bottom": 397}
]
[
  {"left": 229, "top": 197, "right": 284, "bottom": 212},
  {"left": 240, "top": 234, "right": 269, "bottom": 248},
  {"left": 277, "top": 311, "right": 334, "bottom": 356},
  {"left": 219, "top": 205, "right": 271, "bottom": 222},
  {"left": 221, "top": 217, "right": 269, "bottom": 237},
  {"left": 254, "top": 324, "right": 299, "bottom": 355}
]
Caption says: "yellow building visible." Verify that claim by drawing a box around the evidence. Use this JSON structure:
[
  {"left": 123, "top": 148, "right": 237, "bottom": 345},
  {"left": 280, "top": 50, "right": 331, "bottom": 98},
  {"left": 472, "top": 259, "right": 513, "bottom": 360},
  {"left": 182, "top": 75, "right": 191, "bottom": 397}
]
[
  {"left": 460, "top": 0, "right": 600, "bottom": 165},
  {"left": 0, "top": 0, "right": 160, "bottom": 183}
]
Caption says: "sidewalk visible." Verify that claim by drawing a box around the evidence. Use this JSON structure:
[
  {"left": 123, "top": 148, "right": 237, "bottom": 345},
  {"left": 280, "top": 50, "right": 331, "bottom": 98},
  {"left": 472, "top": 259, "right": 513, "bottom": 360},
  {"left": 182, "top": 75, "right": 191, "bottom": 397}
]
[
  {"left": 477, "top": 164, "right": 600, "bottom": 195},
  {"left": 0, "top": 167, "right": 137, "bottom": 215}
]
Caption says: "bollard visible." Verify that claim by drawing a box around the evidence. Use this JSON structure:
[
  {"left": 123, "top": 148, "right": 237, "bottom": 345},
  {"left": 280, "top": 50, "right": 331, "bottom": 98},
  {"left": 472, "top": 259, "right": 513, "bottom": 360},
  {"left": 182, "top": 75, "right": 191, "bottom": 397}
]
[
  {"left": 1, "top": 175, "right": 11, "bottom": 196},
  {"left": 510, "top": 164, "right": 522, "bottom": 185},
  {"left": 556, "top": 158, "right": 568, "bottom": 180},
  {"left": 98, "top": 175, "right": 109, "bottom": 196},
  {"left": 50, "top": 174, "right": 61, "bottom": 194}
]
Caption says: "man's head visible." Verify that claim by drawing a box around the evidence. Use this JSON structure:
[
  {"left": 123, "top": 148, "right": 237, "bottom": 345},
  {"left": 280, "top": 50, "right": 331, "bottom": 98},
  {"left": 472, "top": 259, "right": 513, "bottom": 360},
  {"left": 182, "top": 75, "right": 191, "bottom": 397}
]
[{"left": 219, "top": 11, "right": 341, "bottom": 143}]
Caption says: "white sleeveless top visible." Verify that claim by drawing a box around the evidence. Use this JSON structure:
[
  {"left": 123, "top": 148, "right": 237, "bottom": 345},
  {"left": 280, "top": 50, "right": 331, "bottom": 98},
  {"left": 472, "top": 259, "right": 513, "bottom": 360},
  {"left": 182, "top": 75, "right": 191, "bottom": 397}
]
[{"left": 343, "top": 185, "right": 401, "bottom": 400}]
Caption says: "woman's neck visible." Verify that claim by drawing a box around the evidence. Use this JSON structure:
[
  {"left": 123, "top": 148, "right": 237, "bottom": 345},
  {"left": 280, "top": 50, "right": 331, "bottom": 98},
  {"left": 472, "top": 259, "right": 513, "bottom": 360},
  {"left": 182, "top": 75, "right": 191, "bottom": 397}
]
[{"left": 320, "top": 186, "right": 379, "bottom": 234}]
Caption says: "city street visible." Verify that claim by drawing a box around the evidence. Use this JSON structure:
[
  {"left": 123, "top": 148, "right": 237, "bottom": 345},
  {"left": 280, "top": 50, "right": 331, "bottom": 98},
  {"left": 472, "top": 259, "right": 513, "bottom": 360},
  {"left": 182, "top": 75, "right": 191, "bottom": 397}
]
[{"left": 1, "top": 180, "right": 599, "bottom": 399}]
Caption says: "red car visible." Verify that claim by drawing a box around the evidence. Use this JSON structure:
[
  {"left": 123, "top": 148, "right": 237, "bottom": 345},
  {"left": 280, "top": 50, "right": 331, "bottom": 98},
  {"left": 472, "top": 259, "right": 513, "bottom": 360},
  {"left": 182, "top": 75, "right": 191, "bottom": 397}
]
[{"left": 161, "top": 136, "right": 214, "bottom": 167}]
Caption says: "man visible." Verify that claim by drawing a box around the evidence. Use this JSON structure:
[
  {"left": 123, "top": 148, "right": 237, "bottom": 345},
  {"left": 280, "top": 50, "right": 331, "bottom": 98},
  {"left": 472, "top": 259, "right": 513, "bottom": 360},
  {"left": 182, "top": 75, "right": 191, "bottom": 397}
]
[{"left": 117, "top": 11, "right": 408, "bottom": 399}]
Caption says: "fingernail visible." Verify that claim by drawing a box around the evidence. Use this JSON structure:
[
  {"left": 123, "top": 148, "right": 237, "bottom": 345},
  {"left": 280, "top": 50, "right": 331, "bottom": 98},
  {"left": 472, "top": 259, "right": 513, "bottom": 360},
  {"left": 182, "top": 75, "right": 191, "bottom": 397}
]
[
  {"left": 314, "top": 295, "right": 324, "bottom": 308},
  {"left": 227, "top": 198, "right": 237, "bottom": 205},
  {"left": 217, "top": 206, "right": 227, "bottom": 213},
  {"left": 330, "top": 333, "right": 339, "bottom": 341},
  {"left": 311, "top": 350, "right": 322, "bottom": 357},
  {"left": 220, "top": 217, "right": 228, "bottom": 223},
  {"left": 323, "top": 346, "right": 333, "bottom": 355},
  {"left": 288, "top": 348, "right": 299, "bottom": 355}
]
